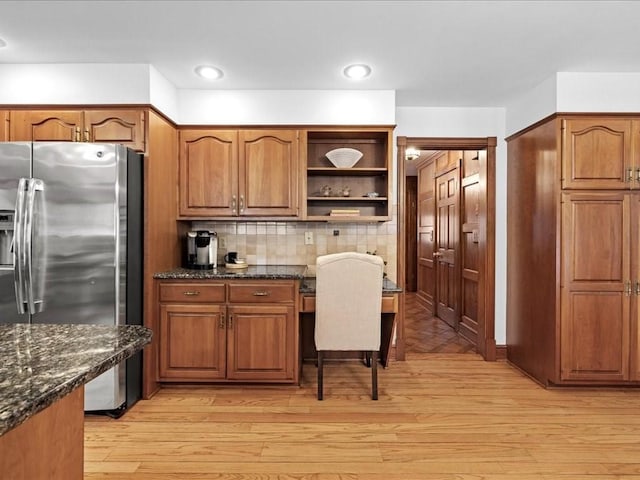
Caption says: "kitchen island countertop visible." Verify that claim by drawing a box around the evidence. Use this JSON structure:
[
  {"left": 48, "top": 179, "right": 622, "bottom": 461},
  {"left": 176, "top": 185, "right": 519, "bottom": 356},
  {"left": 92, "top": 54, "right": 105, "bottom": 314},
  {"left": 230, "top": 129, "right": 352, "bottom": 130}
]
[{"left": 0, "top": 323, "right": 152, "bottom": 436}]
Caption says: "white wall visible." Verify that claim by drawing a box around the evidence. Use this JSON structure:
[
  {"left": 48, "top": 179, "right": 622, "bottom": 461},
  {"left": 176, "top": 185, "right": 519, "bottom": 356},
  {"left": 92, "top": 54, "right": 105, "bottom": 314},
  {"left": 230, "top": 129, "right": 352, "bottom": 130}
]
[
  {"left": 176, "top": 90, "right": 396, "bottom": 125},
  {"left": 395, "top": 106, "right": 508, "bottom": 345},
  {"left": 557, "top": 72, "right": 640, "bottom": 112},
  {"left": 505, "top": 74, "right": 557, "bottom": 137},
  {"left": 149, "top": 66, "right": 179, "bottom": 121},
  {"left": 506, "top": 72, "right": 640, "bottom": 137},
  {"left": 0, "top": 64, "right": 151, "bottom": 105}
]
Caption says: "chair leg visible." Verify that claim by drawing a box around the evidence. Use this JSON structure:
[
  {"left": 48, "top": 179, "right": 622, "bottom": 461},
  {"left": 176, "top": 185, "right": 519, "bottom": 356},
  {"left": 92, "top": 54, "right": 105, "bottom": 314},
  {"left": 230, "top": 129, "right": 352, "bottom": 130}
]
[
  {"left": 371, "top": 350, "right": 378, "bottom": 400},
  {"left": 317, "top": 351, "right": 324, "bottom": 400},
  {"left": 364, "top": 351, "right": 371, "bottom": 367}
]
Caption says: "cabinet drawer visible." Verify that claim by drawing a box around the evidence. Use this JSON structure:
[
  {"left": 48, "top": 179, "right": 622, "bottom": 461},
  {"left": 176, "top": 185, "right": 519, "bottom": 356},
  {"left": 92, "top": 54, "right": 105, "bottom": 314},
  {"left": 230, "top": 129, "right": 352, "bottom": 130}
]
[
  {"left": 300, "top": 294, "right": 397, "bottom": 313},
  {"left": 228, "top": 281, "right": 295, "bottom": 303},
  {"left": 159, "top": 282, "right": 226, "bottom": 303}
]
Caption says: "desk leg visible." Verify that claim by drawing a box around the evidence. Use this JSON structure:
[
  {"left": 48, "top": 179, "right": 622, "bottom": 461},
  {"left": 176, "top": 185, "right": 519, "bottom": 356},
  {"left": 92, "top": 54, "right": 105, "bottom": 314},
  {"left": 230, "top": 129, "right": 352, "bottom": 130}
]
[{"left": 380, "top": 313, "right": 396, "bottom": 368}]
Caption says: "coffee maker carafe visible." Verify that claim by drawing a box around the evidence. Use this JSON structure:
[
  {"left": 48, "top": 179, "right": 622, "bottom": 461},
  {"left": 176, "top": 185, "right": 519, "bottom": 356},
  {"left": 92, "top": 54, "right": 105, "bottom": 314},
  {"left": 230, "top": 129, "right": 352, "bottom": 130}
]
[{"left": 185, "top": 230, "right": 217, "bottom": 269}]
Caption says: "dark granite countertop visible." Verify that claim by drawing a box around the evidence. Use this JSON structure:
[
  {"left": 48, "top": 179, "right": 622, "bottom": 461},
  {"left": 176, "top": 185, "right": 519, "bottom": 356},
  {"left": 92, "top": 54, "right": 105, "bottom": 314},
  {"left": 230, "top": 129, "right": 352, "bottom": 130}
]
[
  {"left": 0, "top": 324, "right": 152, "bottom": 436},
  {"left": 154, "top": 266, "right": 401, "bottom": 294},
  {"left": 154, "top": 265, "right": 307, "bottom": 280}
]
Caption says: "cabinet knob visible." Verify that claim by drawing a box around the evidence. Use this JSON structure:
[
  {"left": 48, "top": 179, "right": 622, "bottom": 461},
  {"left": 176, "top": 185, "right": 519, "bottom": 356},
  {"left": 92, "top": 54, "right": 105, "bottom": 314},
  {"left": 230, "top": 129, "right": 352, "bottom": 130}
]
[
  {"left": 432, "top": 252, "right": 442, "bottom": 258},
  {"left": 219, "top": 314, "right": 225, "bottom": 329}
]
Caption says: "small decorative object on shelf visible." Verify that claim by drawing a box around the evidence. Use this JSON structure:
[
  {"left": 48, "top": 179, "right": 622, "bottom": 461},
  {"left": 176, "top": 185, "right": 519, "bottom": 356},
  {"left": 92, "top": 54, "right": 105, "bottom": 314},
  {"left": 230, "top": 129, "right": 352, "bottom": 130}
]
[
  {"left": 321, "top": 185, "right": 332, "bottom": 197},
  {"left": 341, "top": 186, "right": 351, "bottom": 197},
  {"left": 325, "top": 148, "right": 363, "bottom": 168}
]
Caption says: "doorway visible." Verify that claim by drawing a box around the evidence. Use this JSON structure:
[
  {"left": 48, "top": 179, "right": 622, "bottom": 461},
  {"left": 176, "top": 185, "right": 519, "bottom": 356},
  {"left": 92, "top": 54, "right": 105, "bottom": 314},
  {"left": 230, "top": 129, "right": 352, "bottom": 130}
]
[{"left": 396, "top": 137, "right": 497, "bottom": 361}]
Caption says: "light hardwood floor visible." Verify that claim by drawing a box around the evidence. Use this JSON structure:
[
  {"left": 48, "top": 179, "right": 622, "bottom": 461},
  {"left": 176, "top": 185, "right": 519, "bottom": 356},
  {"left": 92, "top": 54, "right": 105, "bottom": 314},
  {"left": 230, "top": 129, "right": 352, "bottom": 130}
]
[{"left": 85, "top": 351, "right": 640, "bottom": 479}]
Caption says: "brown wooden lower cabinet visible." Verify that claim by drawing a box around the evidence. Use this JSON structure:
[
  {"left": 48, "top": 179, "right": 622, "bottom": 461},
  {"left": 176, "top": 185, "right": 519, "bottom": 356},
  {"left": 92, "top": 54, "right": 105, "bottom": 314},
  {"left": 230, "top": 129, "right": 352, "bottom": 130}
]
[{"left": 157, "top": 279, "right": 299, "bottom": 384}]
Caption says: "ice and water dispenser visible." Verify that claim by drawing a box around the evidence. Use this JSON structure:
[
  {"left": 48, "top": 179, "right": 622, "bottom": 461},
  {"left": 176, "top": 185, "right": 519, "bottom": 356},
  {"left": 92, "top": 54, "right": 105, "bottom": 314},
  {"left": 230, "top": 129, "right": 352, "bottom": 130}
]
[{"left": 0, "top": 211, "right": 14, "bottom": 266}]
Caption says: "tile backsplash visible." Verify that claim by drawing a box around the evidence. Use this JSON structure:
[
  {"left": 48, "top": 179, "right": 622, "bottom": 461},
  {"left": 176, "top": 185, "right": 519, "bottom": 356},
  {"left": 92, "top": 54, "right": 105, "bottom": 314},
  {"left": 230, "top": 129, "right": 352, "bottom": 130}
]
[{"left": 193, "top": 208, "right": 397, "bottom": 281}]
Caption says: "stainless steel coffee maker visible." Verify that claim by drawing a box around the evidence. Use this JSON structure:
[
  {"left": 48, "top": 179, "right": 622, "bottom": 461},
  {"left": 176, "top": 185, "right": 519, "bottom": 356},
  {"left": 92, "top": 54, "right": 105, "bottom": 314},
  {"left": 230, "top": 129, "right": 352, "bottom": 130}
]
[{"left": 185, "top": 230, "right": 217, "bottom": 269}]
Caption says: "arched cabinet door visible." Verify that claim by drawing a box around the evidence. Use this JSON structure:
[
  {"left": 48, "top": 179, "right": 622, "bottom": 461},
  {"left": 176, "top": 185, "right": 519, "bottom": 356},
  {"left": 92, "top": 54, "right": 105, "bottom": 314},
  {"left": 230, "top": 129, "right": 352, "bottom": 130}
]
[
  {"left": 562, "top": 118, "right": 634, "bottom": 190},
  {"left": 178, "top": 129, "right": 239, "bottom": 218},
  {"left": 10, "top": 110, "right": 83, "bottom": 142},
  {"left": 10, "top": 109, "right": 147, "bottom": 152},
  {"left": 239, "top": 130, "right": 299, "bottom": 217},
  {"left": 84, "top": 110, "right": 146, "bottom": 152}
]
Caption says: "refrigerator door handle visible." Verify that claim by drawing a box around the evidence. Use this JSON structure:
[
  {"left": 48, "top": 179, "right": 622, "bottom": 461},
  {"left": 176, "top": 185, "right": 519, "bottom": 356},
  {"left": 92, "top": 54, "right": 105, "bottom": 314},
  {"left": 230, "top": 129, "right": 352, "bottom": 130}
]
[
  {"left": 24, "top": 178, "right": 44, "bottom": 315},
  {"left": 13, "top": 178, "right": 28, "bottom": 314}
]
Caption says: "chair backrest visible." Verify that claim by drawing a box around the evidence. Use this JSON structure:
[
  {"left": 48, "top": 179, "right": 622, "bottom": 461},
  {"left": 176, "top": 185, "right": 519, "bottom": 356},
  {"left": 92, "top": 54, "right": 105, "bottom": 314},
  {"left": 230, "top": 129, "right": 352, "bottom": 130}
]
[{"left": 315, "top": 252, "right": 384, "bottom": 351}]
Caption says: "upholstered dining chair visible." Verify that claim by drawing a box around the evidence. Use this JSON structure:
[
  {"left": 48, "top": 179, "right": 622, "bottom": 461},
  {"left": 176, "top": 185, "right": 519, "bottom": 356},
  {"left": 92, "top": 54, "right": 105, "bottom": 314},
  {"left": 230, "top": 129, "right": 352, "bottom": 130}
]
[{"left": 315, "top": 252, "right": 384, "bottom": 400}]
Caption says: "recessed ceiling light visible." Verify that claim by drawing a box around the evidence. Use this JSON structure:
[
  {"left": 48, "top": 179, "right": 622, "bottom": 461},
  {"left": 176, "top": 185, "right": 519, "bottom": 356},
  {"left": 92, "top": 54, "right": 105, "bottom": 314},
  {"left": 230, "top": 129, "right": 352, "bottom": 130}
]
[
  {"left": 343, "top": 64, "right": 372, "bottom": 80},
  {"left": 195, "top": 65, "right": 223, "bottom": 80}
]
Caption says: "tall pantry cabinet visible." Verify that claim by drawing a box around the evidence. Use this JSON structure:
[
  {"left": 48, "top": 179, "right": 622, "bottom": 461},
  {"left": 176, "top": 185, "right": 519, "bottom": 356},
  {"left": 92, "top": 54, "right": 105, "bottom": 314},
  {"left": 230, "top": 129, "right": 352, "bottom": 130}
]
[{"left": 507, "top": 115, "right": 640, "bottom": 386}]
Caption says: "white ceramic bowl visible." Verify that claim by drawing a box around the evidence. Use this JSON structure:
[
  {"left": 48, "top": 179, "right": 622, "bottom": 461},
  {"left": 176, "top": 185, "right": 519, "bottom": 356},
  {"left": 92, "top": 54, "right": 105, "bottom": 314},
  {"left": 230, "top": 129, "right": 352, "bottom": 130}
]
[{"left": 325, "top": 148, "right": 363, "bottom": 168}]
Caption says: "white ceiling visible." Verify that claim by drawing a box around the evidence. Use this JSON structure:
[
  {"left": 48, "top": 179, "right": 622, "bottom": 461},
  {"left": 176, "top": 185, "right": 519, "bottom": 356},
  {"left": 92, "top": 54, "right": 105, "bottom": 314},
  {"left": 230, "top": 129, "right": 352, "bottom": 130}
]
[{"left": 1, "top": 1, "right": 639, "bottom": 107}]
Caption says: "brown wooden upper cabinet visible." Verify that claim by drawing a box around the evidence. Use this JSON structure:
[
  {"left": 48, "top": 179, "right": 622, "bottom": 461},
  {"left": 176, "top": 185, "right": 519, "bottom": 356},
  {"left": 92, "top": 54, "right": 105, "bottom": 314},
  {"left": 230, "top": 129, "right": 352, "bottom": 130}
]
[
  {"left": 9, "top": 109, "right": 147, "bottom": 152},
  {"left": 562, "top": 118, "right": 640, "bottom": 190},
  {"left": 0, "top": 111, "right": 8, "bottom": 141},
  {"left": 178, "top": 129, "right": 299, "bottom": 218}
]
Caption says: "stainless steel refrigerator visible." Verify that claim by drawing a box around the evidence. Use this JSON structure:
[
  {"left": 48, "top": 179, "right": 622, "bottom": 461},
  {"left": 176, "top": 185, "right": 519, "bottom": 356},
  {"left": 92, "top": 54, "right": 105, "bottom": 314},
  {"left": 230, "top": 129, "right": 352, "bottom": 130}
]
[{"left": 0, "top": 142, "right": 142, "bottom": 416}]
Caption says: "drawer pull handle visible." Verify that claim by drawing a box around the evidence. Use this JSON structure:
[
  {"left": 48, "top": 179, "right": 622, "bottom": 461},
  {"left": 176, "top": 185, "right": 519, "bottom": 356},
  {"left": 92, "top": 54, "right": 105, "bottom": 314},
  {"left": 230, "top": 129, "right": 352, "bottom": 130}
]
[
  {"left": 220, "top": 314, "right": 225, "bottom": 329},
  {"left": 229, "top": 315, "right": 233, "bottom": 329},
  {"left": 253, "top": 291, "right": 270, "bottom": 296},
  {"left": 182, "top": 291, "right": 200, "bottom": 296}
]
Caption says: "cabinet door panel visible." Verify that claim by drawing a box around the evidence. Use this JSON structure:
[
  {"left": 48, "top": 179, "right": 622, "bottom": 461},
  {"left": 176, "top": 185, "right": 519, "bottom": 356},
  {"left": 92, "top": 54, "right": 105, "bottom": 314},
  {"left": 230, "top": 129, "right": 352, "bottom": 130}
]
[
  {"left": 179, "top": 130, "right": 238, "bottom": 217},
  {"left": 239, "top": 130, "right": 299, "bottom": 216},
  {"left": 561, "top": 291, "right": 629, "bottom": 381},
  {"left": 562, "top": 118, "right": 632, "bottom": 189},
  {"left": 84, "top": 110, "right": 146, "bottom": 152},
  {"left": 0, "top": 111, "right": 8, "bottom": 141},
  {"left": 159, "top": 303, "right": 226, "bottom": 380},
  {"left": 565, "top": 197, "right": 627, "bottom": 282},
  {"left": 227, "top": 304, "right": 295, "bottom": 381},
  {"left": 10, "top": 110, "right": 83, "bottom": 141},
  {"left": 561, "top": 193, "right": 631, "bottom": 381}
]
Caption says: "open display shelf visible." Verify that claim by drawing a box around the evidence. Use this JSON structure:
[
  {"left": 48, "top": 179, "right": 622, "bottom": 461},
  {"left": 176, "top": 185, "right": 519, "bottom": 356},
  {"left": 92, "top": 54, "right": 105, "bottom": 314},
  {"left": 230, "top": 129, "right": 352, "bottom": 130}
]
[{"left": 304, "top": 128, "right": 393, "bottom": 222}]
